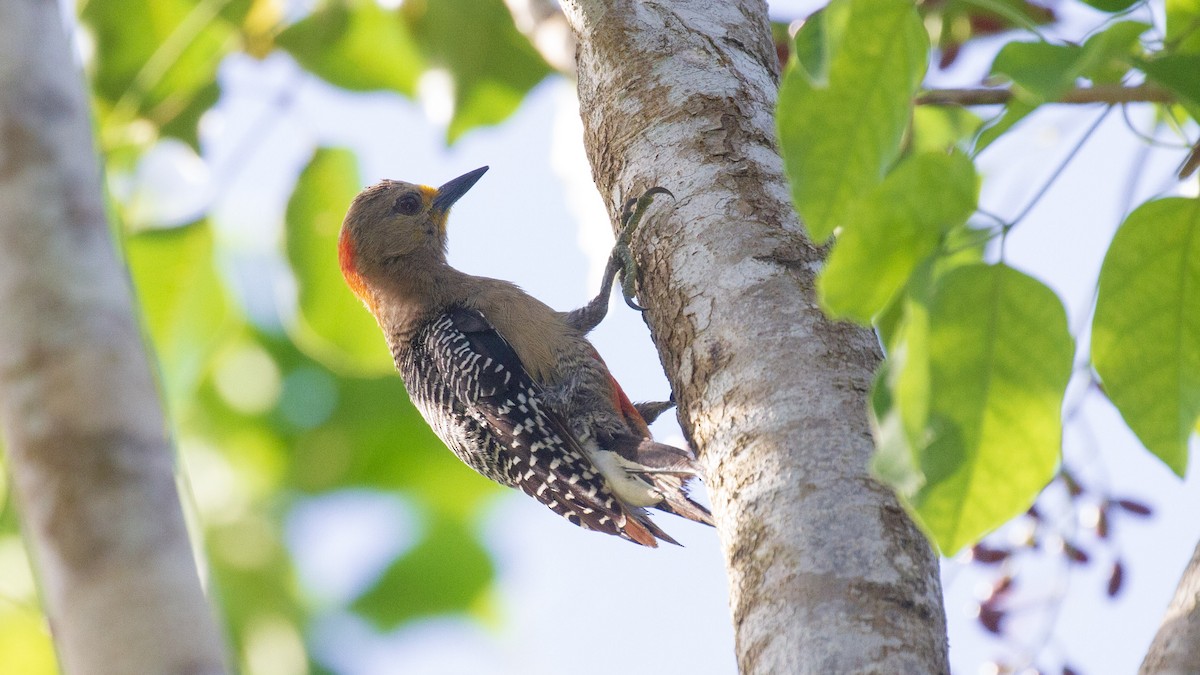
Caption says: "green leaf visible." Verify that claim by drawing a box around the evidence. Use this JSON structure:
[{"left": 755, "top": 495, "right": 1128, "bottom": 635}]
[
  {"left": 285, "top": 147, "right": 395, "bottom": 375},
  {"left": 1092, "top": 198, "right": 1200, "bottom": 476},
  {"left": 405, "top": 0, "right": 551, "bottom": 143},
  {"left": 1140, "top": 54, "right": 1200, "bottom": 110},
  {"left": 1079, "top": 21, "right": 1149, "bottom": 84},
  {"left": 1081, "top": 0, "right": 1140, "bottom": 14},
  {"left": 911, "top": 106, "right": 984, "bottom": 154},
  {"left": 899, "top": 264, "right": 1071, "bottom": 554},
  {"left": 992, "top": 41, "right": 1084, "bottom": 102},
  {"left": 277, "top": 0, "right": 423, "bottom": 96},
  {"left": 1167, "top": 0, "right": 1200, "bottom": 55},
  {"left": 777, "top": 0, "right": 928, "bottom": 242},
  {"left": 974, "top": 98, "right": 1036, "bottom": 154},
  {"left": 981, "top": 24, "right": 1146, "bottom": 152},
  {"left": 352, "top": 516, "right": 494, "bottom": 629},
  {"left": 125, "top": 221, "right": 234, "bottom": 410},
  {"left": 820, "top": 152, "right": 978, "bottom": 323},
  {"left": 870, "top": 360, "right": 925, "bottom": 496}
]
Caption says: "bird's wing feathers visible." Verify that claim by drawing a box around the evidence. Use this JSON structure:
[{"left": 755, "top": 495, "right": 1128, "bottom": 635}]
[{"left": 429, "top": 306, "right": 662, "bottom": 546}]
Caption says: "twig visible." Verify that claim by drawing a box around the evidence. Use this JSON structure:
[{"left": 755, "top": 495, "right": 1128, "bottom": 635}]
[{"left": 917, "top": 84, "right": 1174, "bottom": 107}]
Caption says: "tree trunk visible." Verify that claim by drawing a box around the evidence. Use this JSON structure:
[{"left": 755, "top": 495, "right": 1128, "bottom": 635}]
[
  {"left": 561, "top": 1, "right": 949, "bottom": 672},
  {"left": 1141, "top": 540, "right": 1200, "bottom": 674},
  {"left": 0, "top": 1, "right": 227, "bottom": 673}
]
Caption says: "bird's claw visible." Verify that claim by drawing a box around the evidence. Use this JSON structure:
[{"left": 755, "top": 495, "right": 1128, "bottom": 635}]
[{"left": 613, "top": 187, "right": 674, "bottom": 312}]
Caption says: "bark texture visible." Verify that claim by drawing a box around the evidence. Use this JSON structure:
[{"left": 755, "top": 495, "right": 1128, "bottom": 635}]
[
  {"left": 561, "top": 1, "right": 949, "bottom": 672},
  {"left": 0, "top": 1, "right": 227, "bottom": 673},
  {"left": 1141, "top": 540, "right": 1200, "bottom": 674}
]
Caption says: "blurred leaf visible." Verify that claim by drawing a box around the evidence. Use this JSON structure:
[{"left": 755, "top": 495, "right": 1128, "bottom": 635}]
[
  {"left": 352, "top": 515, "right": 493, "bottom": 629},
  {"left": 992, "top": 41, "right": 1084, "bottom": 102},
  {"left": 1139, "top": 54, "right": 1200, "bottom": 110},
  {"left": 125, "top": 221, "right": 234, "bottom": 411},
  {"left": 187, "top": 329, "right": 499, "bottom": 516},
  {"left": 0, "top": 609, "right": 57, "bottom": 675},
  {"left": 1079, "top": 21, "right": 1149, "bottom": 84},
  {"left": 83, "top": 0, "right": 249, "bottom": 147},
  {"left": 911, "top": 105, "right": 984, "bottom": 154},
  {"left": 870, "top": 360, "right": 925, "bottom": 496},
  {"left": 404, "top": 0, "right": 551, "bottom": 142},
  {"left": 974, "top": 98, "right": 1036, "bottom": 154},
  {"left": 1092, "top": 198, "right": 1200, "bottom": 476},
  {"left": 820, "top": 152, "right": 978, "bottom": 323},
  {"left": 277, "top": 0, "right": 423, "bottom": 95},
  {"left": 1167, "top": 0, "right": 1200, "bottom": 54},
  {"left": 287, "top": 368, "right": 499, "bottom": 517},
  {"left": 159, "top": 82, "right": 220, "bottom": 148},
  {"left": 777, "top": 0, "right": 927, "bottom": 242},
  {"left": 899, "top": 264, "right": 1071, "bottom": 555},
  {"left": 982, "top": 24, "right": 1146, "bottom": 151},
  {"left": 207, "top": 513, "right": 307, "bottom": 665},
  {"left": 285, "top": 147, "right": 394, "bottom": 375},
  {"left": 1081, "top": 0, "right": 1140, "bottom": 14}
]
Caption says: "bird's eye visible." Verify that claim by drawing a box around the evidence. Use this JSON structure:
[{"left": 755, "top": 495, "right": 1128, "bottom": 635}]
[{"left": 392, "top": 193, "right": 422, "bottom": 216}]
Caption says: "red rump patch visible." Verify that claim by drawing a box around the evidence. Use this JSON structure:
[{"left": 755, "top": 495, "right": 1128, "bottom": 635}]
[
  {"left": 338, "top": 228, "right": 373, "bottom": 308},
  {"left": 587, "top": 345, "right": 650, "bottom": 436}
]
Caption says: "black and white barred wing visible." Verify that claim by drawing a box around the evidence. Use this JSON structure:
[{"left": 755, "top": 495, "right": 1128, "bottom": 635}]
[{"left": 416, "top": 306, "right": 663, "bottom": 546}]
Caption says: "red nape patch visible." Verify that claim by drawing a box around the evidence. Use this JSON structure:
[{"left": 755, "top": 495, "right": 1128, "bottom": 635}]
[{"left": 338, "top": 228, "right": 373, "bottom": 307}]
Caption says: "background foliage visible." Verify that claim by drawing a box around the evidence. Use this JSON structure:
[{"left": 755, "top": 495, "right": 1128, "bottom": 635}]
[{"left": 0, "top": 0, "right": 1196, "bottom": 672}]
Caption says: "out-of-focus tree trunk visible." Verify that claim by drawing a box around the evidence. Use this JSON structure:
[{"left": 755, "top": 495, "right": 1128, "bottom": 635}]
[
  {"left": 1141, "top": 540, "right": 1200, "bottom": 675},
  {"left": 0, "top": 1, "right": 227, "bottom": 673},
  {"left": 561, "top": 1, "right": 949, "bottom": 672}
]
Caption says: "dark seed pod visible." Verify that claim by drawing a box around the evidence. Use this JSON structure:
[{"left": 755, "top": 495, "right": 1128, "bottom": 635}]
[
  {"left": 1107, "top": 561, "right": 1124, "bottom": 597},
  {"left": 1115, "top": 499, "right": 1152, "bottom": 517}
]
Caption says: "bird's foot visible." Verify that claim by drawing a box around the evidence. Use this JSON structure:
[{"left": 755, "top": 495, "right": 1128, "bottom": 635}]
[{"left": 613, "top": 187, "right": 674, "bottom": 312}]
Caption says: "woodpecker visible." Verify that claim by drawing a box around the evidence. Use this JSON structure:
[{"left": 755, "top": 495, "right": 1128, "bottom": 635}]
[{"left": 338, "top": 166, "right": 712, "bottom": 546}]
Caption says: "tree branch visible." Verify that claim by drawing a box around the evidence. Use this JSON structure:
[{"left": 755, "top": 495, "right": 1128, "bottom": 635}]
[
  {"left": 917, "top": 83, "right": 1174, "bottom": 106},
  {"left": 1140, "top": 539, "right": 1200, "bottom": 674},
  {"left": 562, "top": 1, "right": 948, "bottom": 672},
  {"left": 0, "top": 2, "right": 227, "bottom": 673}
]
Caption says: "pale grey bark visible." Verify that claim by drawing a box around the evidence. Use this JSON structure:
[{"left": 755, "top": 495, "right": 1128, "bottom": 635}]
[
  {"left": 561, "top": 1, "right": 948, "bottom": 672},
  {"left": 1141, "top": 540, "right": 1200, "bottom": 675},
  {"left": 0, "top": 1, "right": 227, "bottom": 673}
]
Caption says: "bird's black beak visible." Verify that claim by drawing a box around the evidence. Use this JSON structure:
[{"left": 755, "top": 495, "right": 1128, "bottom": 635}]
[{"left": 432, "top": 166, "right": 488, "bottom": 213}]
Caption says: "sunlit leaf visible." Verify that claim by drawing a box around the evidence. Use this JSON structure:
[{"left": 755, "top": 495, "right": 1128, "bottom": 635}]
[
  {"left": 352, "top": 515, "right": 493, "bottom": 629},
  {"left": 1167, "top": 0, "right": 1200, "bottom": 55},
  {"left": 870, "top": 360, "right": 925, "bottom": 496},
  {"left": 776, "top": 0, "right": 928, "bottom": 242},
  {"left": 992, "top": 41, "right": 1083, "bottom": 102},
  {"left": 277, "top": 0, "right": 423, "bottom": 96},
  {"left": 1079, "top": 21, "right": 1149, "bottom": 84},
  {"left": 981, "top": 23, "right": 1146, "bottom": 151},
  {"left": 0, "top": 609, "right": 57, "bottom": 675},
  {"left": 1092, "top": 198, "right": 1200, "bottom": 476},
  {"left": 285, "top": 147, "right": 394, "bottom": 375},
  {"left": 820, "top": 152, "right": 978, "bottom": 323},
  {"left": 899, "top": 264, "right": 1071, "bottom": 554},
  {"left": 911, "top": 106, "right": 984, "bottom": 154},
  {"left": 1139, "top": 54, "right": 1200, "bottom": 110}
]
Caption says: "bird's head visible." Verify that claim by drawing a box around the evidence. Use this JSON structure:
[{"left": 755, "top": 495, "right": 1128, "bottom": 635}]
[{"left": 338, "top": 166, "right": 488, "bottom": 304}]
